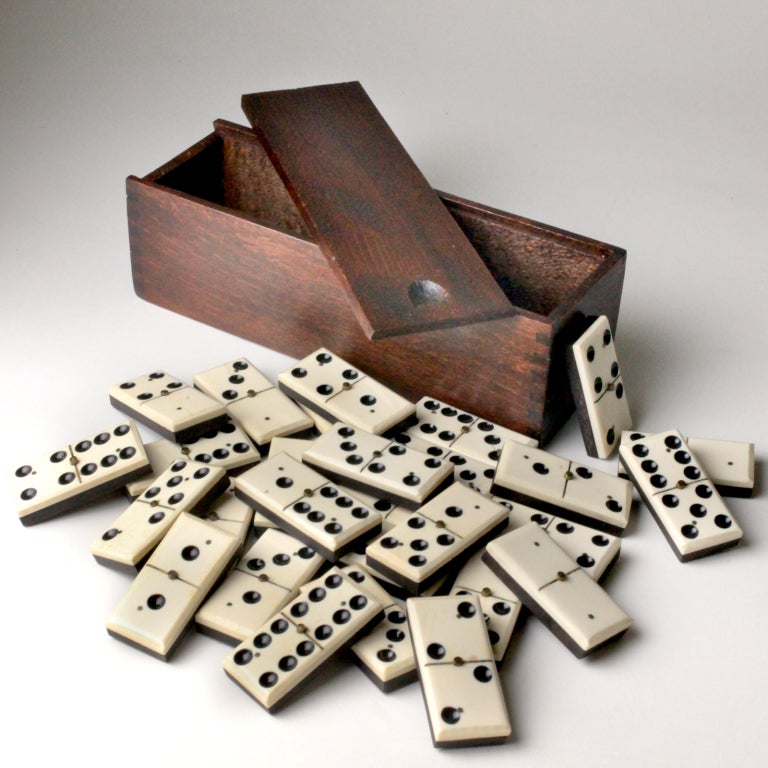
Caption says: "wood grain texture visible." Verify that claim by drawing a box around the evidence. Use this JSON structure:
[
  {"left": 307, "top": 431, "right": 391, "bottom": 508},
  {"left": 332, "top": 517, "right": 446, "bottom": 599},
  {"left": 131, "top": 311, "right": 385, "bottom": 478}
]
[
  {"left": 127, "top": 120, "right": 626, "bottom": 445},
  {"left": 241, "top": 82, "right": 514, "bottom": 340}
]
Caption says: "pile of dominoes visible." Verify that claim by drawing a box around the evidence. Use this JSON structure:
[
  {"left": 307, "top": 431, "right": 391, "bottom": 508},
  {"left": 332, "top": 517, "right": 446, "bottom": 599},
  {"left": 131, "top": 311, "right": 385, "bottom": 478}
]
[{"left": 8, "top": 318, "right": 756, "bottom": 748}]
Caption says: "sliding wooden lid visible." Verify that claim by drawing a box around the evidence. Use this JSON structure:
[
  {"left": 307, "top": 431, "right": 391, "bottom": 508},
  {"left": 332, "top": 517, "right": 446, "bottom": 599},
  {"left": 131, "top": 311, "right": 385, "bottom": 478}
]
[{"left": 241, "top": 82, "right": 513, "bottom": 340}]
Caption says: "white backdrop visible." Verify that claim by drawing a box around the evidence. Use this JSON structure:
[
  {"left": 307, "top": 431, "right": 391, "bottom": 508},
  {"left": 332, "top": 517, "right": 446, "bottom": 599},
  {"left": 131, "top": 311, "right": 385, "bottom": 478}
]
[{"left": 1, "top": 2, "right": 765, "bottom": 766}]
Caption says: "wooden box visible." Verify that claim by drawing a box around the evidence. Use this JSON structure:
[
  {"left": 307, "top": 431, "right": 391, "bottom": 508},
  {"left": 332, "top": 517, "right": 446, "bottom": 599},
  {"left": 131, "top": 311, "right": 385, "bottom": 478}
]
[{"left": 127, "top": 83, "right": 626, "bottom": 445}]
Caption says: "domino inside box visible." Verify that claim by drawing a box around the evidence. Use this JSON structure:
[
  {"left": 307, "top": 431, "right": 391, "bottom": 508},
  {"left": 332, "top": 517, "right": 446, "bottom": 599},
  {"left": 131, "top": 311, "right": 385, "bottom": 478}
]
[{"left": 127, "top": 82, "right": 626, "bottom": 445}]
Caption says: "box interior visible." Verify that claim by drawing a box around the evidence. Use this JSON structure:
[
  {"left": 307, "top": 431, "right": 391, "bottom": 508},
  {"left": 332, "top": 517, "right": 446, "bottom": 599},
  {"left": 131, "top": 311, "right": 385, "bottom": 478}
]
[{"left": 153, "top": 126, "right": 615, "bottom": 319}]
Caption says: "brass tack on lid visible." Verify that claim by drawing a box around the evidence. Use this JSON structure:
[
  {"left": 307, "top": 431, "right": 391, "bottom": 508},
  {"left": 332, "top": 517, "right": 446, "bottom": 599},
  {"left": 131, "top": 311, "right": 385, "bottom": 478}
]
[
  {"left": 565, "top": 470, "right": 574, "bottom": 480},
  {"left": 168, "top": 570, "right": 178, "bottom": 580},
  {"left": 556, "top": 571, "right": 567, "bottom": 581},
  {"left": 453, "top": 656, "right": 464, "bottom": 666},
  {"left": 481, "top": 587, "right": 493, "bottom": 597},
  {"left": 247, "top": 389, "right": 257, "bottom": 397}
]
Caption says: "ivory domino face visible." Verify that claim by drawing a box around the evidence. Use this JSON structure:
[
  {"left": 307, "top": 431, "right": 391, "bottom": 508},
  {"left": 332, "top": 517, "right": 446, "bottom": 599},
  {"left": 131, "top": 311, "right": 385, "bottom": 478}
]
[
  {"left": 685, "top": 437, "right": 754, "bottom": 497},
  {"left": 365, "top": 482, "right": 509, "bottom": 594},
  {"left": 491, "top": 440, "right": 632, "bottom": 535},
  {"left": 329, "top": 483, "right": 412, "bottom": 533},
  {"left": 124, "top": 438, "right": 183, "bottom": 498},
  {"left": 196, "top": 527, "right": 323, "bottom": 644},
  {"left": 124, "top": 420, "right": 259, "bottom": 498},
  {"left": 195, "top": 482, "right": 254, "bottom": 543},
  {"left": 618, "top": 430, "right": 743, "bottom": 561},
  {"left": 392, "top": 430, "right": 499, "bottom": 498},
  {"left": 302, "top": 424, "right": 454, "bottom": 510},
  {"left": 344, "top": 564, "right": 417, "bottom": 692},
  {"left": 483, "top": 523, "right": 632, "bottom": 658},
  {"left": 567, "top": 316, "right": 632, "bottom": 459},
  {"left": 407, "top": 594, "right": 511, "bottom": 748},
  {"left": 10, "top": 420, "right": 150, "bottom": 526},
  {"left": 341, "top": 549, "right": 448, "bottom": 600},
  {"left": 267, "top": 436, "right": 316, "bottom": 461},
  {"left": 109, "top": 371, "right": 228, "bottom": 442},
  {"left": 105, "top": 512, "right": 240, "bottom": 660},
  {"left": 401, "top": 396, "right": 537, "bottom": 464},
  {"left": 277, "top": 348, "right": 416, "bottom": 435},
  {"left": 449, "top": 550, "right": 522, "bottom": 662},
  {"left": 194, "top": 358, "right": 314, "bottom": 445},
  {"left": 90, "top": 459, "right": 229, "bottom": 571},
  {"left": 619, "top": 431, "right": 756, "bottom": 497},
  {"left": 298, "top": 403, "right": 334, "bottom": 434},
  {"left": 506, "top": 505, "right": 621, "bottom": 582},
  {"left": 234, "top": 452, "right": 382, "bottom": 561},
  {"left": 222, "top": 568, "right": 384, "bottom": 712}
]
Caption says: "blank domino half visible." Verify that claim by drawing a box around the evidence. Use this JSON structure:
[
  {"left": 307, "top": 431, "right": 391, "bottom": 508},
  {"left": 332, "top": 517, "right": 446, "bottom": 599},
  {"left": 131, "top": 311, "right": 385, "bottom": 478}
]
[
  {"left": 407, "top": 594, "right": 511, "bottom": 748},
  {"left": 566, "top": 315, "right": 632, "bottom": 459},
  {"left": 194, "top": 358, "right": 314, "bottom": 445},
  {"left": 621, "top": 432, "right": 756, "bottom": 499},
  {"left": 491, "top": 440, "right": 632, "bottom": 535},
  {"left": 108, "top": 370, "right": 228, "bottom": 443},
  {"left": 365, "top": 482, "right": 509, "bottom": 594},
  {"left": 277, "top": 348, "right": 416, "bottom": 435},
  {"left": 483, "top": 523, "right": 632, "bottom": 658},
  {"left": 105, "top": 512, "right": 241, "bottom": 660},
  {"left": 196, "top": 527, "right": 324, "bottom": 644},
  {"left": 90, "top": 460, "right": 229, "bottom": 572},
  {"left": 222, "top": 567, "right": 384, "bottom": 712},
  {"left": 686, "top": 437, "right": 755, "bottom": 497},
  {"left": 618, "top": 429, "right": 743, "bottom": 561},
  {"left": 10, "top": 420, "right": 150, "bottom": 526},
  {"left": 301, "top": 423, "right": 454, "bottom": 510},
  {"left": 234, "top": 452, "right": 382, "bottom": 561},
  {"left": 400, "top": 396, "right": 537, "bottom": 463}
]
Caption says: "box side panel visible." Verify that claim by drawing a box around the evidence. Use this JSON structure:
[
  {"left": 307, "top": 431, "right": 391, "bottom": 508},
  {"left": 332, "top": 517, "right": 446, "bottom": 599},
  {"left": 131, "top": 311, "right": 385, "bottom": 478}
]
[
  {"left": 127, "top": 179, "right": 343, "bottom": 351},
  {"left": 126, "top": 176, "right": 624, "bottom": 444},
  {"left": 126, "top": 178, "right": 557, "bottom": 441}
]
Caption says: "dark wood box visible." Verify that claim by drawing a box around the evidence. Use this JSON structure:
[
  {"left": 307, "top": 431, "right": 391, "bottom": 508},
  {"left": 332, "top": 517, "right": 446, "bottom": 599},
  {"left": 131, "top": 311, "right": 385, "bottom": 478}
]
[{"left": 127, "top": 87, "right": 625, "bottom": 445}]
